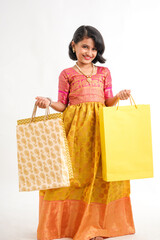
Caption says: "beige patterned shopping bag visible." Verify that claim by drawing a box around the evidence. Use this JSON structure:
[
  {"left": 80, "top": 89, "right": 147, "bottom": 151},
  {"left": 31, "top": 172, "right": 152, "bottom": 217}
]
[{"left": 16, "top": 104, "right": 73, "bottom": 191}]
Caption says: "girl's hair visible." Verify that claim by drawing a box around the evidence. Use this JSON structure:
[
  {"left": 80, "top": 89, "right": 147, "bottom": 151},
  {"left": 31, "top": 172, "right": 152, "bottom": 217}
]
[{"left": 69, "top": 25, "right": 106, "bottom": 64}]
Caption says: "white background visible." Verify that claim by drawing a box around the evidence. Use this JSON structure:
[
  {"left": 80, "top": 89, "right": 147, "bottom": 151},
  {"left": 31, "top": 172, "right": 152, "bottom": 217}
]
[{"left": 0, "top": 0, "right": 160, "bottom": 240}]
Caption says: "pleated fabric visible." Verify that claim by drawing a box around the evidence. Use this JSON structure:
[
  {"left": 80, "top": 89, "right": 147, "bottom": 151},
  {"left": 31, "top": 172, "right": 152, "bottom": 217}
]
[{"left": 37, "top": 102, "right": 135, "bottom": 240}]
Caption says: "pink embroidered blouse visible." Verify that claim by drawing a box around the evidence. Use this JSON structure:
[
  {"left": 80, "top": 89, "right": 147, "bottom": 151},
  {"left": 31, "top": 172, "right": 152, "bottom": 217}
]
[{"left": 58, "top": 66, "right": 113, "bottom": 105}]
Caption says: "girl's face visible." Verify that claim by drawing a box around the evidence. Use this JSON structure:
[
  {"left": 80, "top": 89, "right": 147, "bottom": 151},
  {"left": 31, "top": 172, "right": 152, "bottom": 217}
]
[{"left": 72, "top": 38, "right": 97, "bottom": 65}]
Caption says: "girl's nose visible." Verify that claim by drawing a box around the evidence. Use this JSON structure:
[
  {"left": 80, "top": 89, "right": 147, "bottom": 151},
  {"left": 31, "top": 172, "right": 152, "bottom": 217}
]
[{"left": 86, "top": 49, "right": 92, "bottom": 57}]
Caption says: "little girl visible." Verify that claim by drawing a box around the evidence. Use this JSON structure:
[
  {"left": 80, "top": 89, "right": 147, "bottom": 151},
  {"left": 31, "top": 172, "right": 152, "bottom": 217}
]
[{"left": 35, "top": 25, "right": 135, "bottom": 240}]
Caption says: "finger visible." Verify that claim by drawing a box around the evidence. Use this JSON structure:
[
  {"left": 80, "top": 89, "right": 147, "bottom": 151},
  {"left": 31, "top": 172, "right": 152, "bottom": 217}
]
[
  {"left": 41, "top": 100, "right": 48, "bottom": 108},
  {"left": 126, "top": 90, "right": 131, "bottom": 98},
  {"left": 118, "top": 92, "right": 123, "bottom": 100},
  {"left": 120, "top": 91, "right": 125, "bottom": 100},
  {"left": 123, "top": 90, "right": 129, "bottom": 99},
  {"left": 40, "top": 100, "right": 45, "bottom": 107},
  {"left": 118, "top": 91, "right": 123, "bottom": 99},
  {"left": 37, "top": 100, "right": 43, "bottom": 107},
  {"left": 121, "top": 91, "right": 128, "bottom": 100},
  {"left": 35, "top": 96, "right": 44, "bottom": 101},
  {"left": 38, "top": 102, "right": 46, "bottom": 108},
  {"left": 124, "top": 90, "right": 128, "bottom": 99}
]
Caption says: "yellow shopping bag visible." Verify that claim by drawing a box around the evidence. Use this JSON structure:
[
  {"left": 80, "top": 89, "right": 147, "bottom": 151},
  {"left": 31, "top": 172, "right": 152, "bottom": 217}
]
[{"left": 99, "top": 96, "right": 153, "bottom": 181}]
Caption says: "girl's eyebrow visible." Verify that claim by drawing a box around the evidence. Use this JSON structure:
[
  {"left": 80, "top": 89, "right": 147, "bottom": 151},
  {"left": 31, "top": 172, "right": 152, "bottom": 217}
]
[{"left": 82, "top": 44, "right": 96, "bottom": 49}]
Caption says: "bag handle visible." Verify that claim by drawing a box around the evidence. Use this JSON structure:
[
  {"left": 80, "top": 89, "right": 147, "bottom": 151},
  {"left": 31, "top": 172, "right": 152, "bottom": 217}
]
[
  {"left": 116, "top": 95, "right": 137, "bottom": 110},
  {"left": 29, "top": 103, "right": 50, "bottom": 124}
]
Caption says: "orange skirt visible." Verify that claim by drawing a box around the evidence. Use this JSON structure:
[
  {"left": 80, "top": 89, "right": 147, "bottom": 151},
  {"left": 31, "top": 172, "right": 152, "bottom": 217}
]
[{"left": 37, "top": 102, "right": 135, "bottom": 240}]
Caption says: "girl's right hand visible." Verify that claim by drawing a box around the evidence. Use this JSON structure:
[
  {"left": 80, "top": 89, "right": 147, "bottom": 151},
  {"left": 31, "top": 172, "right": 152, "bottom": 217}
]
[{"left": 35, "top": 96, "right": 50, "bottom": 108}]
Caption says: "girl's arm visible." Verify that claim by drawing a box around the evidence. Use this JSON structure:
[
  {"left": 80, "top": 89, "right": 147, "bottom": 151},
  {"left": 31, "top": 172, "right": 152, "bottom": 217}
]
[
  {"left": 105, "top": 89, "right": 131, "bottom": 107},
  {"left": 105, "top": 95, "right": 119, "bottom": 107},
  {"left": 50, "top": 101, "right": 67, "bottom": 112},
  {"left": 35, "top": 96, "right": 67, "bottom": 112}
]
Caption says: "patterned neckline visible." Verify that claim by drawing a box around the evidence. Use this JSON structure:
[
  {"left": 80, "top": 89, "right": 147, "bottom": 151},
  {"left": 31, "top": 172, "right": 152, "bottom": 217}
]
[{"left": 70, "top": 66, "right": 99, "bottom": 76}]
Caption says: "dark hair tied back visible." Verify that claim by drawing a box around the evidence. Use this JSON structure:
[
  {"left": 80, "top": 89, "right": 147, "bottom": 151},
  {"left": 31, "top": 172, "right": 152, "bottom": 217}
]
[{"left": 69, "top": 25, "right": 106, "bottom": 64}]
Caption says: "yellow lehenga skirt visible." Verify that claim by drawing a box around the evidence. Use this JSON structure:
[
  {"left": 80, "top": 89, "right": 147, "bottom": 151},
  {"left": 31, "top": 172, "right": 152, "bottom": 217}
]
[{"left": 37, "top": 102, "right": 135, "bottom": 240}]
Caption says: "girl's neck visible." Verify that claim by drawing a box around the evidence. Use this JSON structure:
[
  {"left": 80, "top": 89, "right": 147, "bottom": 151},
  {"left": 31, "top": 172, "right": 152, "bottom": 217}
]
[{"left": 76, "top": 61, "right": 93, "bottom": 70}]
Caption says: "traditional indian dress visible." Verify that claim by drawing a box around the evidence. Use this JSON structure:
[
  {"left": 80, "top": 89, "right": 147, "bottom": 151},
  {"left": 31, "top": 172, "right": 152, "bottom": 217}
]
[{"left": 37, "top": 66, "right": 135, "bottom": 240}]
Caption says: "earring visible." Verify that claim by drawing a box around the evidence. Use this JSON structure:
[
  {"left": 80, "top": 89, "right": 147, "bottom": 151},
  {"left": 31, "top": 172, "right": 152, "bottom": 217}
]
[{"left": 72, "top": 48, "right": 75, "bottom": 53}]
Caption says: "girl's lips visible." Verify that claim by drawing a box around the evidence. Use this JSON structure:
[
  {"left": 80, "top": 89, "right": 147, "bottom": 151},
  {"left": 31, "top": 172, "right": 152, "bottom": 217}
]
[{"left": 83, "top": 56, "right": 92, "bottom": 60}]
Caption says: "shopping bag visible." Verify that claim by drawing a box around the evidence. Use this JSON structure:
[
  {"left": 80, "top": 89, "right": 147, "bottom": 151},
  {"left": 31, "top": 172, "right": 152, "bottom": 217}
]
[
  {"left": 16, "top": 104, "right": 73, "bottom": 191},
  {"left": 99, "top": 96, "right": 153, "bottom": 181}
]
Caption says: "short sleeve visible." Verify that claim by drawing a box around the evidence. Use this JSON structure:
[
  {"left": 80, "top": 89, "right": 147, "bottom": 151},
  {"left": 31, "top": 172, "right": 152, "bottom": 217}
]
[
  {"left": 58, "top": 70, "right": 70, "bottom": 105},
  {"left": 104, "top": 68, "right": 113, "bottom": 99}
]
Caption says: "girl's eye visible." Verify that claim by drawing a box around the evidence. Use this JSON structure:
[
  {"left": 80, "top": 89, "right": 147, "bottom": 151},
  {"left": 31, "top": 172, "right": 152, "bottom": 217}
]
[{"left": 82, "top": 45, "right": 97, "bottom": 51}]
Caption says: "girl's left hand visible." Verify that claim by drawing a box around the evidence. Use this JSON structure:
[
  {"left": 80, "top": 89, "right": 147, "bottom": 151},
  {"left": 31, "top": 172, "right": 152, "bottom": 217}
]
[{"left": 116, "top": 89, "right": 131, "bottom": 100}]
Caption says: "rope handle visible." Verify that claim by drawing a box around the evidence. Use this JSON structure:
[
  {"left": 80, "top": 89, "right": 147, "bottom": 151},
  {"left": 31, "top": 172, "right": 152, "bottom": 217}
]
[
  {"left": 29, "top": 103, "right": 50, "bottom": 124},
  {"left": 116, "top": 95, "right": 137, "bottom": 110}
]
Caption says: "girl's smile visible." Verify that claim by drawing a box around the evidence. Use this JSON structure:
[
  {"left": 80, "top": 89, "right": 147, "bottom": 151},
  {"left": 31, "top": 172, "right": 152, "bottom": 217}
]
[
  {"left": 83, "top": 56, "right": 92, "bottom": 60},
  {"left": 72, "top": 38, "right": 97, "bottom": 67}
]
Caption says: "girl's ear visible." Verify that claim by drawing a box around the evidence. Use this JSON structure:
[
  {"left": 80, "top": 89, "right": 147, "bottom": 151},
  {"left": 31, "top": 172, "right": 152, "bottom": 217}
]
[
  {"left": 71, "top": 41, "right": 76, "bottom": 53},
  {"left": 71, "top": 40, "right": 75, "bottom": 48}
]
